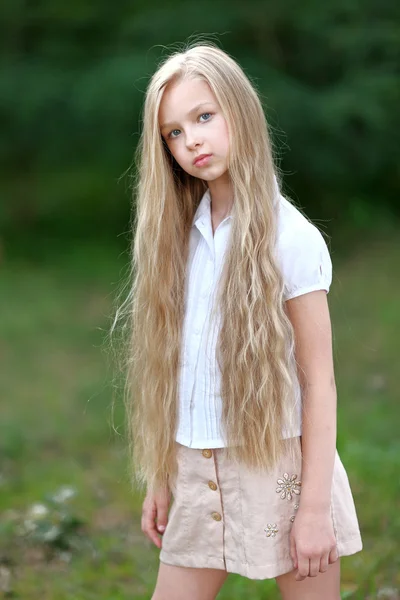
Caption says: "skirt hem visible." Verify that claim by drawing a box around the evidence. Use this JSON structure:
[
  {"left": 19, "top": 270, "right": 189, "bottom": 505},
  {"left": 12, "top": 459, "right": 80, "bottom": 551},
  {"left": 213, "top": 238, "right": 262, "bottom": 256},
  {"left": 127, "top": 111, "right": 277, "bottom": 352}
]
[{"left": 160, "top": 535, "right": 363, "bottom": 580}]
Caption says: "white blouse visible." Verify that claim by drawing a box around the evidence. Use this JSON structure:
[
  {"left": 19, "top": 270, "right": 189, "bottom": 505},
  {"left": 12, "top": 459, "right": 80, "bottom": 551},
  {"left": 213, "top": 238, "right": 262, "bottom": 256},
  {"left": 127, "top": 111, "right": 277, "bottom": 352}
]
[{"left": 175, "top": 184, "right": 333, "bottom": 449}]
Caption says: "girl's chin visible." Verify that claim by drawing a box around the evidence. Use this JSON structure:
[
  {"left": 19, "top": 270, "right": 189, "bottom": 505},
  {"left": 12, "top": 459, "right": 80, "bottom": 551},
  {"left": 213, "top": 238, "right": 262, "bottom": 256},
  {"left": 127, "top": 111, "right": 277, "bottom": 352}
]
[
  {"left": 205, "top": 170, "right": 230, "bottom": 183},
  {"left": 187, "top": 165, "right": 229, "bottom": 183}
]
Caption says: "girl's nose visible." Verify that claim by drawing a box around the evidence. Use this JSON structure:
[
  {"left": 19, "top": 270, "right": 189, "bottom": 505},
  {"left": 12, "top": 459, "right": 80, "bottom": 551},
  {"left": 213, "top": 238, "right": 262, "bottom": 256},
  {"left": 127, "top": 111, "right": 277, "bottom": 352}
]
[{"left": 186, "top": 130, "right": 202, "bottom": 150}]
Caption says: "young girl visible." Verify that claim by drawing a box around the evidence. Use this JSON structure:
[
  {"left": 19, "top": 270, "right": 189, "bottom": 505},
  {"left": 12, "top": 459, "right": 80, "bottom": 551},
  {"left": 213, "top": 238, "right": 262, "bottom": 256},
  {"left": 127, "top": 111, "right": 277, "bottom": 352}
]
[{"left": 125, "top": 43, "right": 362, "bottom": 600}]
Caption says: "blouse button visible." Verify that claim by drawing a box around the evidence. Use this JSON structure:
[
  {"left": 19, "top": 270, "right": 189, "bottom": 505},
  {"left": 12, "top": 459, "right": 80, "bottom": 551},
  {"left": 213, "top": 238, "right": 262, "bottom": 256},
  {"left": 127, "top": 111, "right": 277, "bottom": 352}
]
[
  {"left": 202, "top": 449, "right": 212, "bottom": 459},
  {"left": 211, "top": 511, "right": 222, "bottom": 521},
  {"left": 208, "top": 481, "right": 217, "bottom": 491}
]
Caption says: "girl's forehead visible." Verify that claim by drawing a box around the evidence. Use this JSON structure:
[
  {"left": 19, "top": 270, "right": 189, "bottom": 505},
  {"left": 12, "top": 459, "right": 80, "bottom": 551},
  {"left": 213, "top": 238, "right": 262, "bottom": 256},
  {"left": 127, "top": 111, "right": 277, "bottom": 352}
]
[{"left": 158, "top": 77, "right": 218, "bottom": 123}]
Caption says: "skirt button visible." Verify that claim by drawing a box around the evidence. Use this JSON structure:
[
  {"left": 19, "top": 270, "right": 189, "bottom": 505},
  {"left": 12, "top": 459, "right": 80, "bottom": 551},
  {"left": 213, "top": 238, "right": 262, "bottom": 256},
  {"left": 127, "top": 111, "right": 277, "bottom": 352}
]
[
  {"left": 208, "top": 481, "right": 218, "bottom": 491},
  {"left": 211, "top": 512, "right": 222, "bottom": 521},
  {"left": 202, "top": 449, "right": 212, "bottom": 458}
]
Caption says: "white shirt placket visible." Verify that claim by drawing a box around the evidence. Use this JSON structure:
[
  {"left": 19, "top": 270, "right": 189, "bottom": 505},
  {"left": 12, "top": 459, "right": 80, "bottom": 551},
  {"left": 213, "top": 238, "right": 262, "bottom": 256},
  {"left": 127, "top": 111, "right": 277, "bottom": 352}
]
[{"left": 186, "top": 216, "right": 215, "bottom": 446}]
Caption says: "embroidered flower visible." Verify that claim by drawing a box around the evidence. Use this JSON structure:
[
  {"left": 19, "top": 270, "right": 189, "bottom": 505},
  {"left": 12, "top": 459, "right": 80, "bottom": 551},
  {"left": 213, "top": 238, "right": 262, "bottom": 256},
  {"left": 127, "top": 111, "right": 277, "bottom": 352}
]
[
  {"left": 264, "top": 523, "right": 278, "bottom": 538},
  {"left": 276, "top": 473, "right": 302, "bottom": 500}
]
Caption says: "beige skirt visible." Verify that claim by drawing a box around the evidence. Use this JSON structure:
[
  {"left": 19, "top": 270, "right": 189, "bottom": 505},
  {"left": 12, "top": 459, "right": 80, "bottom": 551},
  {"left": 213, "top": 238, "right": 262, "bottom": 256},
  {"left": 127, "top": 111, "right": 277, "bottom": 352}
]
[{"left": 159, "top": 438, "right": 362, "bottom": 580}]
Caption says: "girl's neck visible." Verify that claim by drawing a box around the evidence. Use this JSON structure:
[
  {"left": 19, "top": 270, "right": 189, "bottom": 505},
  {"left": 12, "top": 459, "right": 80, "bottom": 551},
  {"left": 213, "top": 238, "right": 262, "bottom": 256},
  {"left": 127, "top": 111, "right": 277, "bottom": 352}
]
[{"left": 208, "top": 175, "right": 234, "bottom": 220}]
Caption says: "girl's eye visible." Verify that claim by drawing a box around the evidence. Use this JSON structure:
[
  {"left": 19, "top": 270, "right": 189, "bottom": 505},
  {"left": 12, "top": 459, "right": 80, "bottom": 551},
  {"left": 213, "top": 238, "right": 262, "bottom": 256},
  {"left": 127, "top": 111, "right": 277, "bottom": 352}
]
[
  {"left": 199, "top": 113, "right": 212, "bottom": 122},
  {"left": 166, "top": 113, "right": 212, "bottom": 139},
  {"left": 168, "top": 129, "right": 181, "bottom": 139}
]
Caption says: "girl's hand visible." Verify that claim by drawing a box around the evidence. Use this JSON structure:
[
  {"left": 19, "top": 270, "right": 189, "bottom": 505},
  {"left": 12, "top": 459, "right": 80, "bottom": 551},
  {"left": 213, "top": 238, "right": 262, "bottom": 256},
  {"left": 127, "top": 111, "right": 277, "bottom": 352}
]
[
  {"left": 141, "top": 485, "right": 172, "bottom": 549},
  {"left": 289, "top": 506, "right": 338, "bottom": 581}
]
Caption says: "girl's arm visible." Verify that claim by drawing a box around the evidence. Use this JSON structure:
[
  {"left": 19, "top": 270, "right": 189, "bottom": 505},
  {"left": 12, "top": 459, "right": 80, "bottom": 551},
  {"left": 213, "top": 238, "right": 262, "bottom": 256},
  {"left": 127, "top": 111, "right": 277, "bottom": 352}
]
[
  {"left": 285, "top": 289, "right": 338, "bottom": 579},
  {"left": 286, "top": 288, "right": 337, "bottom": 509}
]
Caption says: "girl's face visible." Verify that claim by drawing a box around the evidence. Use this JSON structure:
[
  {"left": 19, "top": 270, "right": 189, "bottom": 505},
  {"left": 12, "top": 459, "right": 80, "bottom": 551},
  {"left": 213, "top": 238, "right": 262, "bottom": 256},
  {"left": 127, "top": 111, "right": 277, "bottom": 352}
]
[{"left": 158, "top": 77, "right": 230, "bottom": 183}]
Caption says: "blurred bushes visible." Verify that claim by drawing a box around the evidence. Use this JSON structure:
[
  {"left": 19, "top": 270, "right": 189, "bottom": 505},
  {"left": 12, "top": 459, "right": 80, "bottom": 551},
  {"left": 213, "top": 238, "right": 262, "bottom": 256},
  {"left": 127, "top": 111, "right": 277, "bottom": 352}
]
[{"left": 1, "top": 0, "right": 399, "bottom": 239}]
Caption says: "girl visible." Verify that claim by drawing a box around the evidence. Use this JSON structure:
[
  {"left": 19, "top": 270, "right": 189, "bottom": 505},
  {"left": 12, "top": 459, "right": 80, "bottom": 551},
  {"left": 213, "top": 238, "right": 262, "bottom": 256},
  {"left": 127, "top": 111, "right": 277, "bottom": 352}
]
[{"left": 124, "top": 43, "right": 362, "bottom": 599}]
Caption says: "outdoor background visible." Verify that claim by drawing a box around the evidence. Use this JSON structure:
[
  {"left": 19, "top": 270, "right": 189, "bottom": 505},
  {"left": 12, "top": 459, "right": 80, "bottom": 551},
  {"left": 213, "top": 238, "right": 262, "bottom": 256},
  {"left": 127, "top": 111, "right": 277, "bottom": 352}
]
[{"left": 1, "top": 1, "right": 399, "bottom": 598}]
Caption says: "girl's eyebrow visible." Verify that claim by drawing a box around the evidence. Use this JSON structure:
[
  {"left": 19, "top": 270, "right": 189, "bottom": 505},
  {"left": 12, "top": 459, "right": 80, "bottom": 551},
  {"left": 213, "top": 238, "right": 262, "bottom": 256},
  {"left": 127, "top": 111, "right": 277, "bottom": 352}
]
[{"left": 160, "top": 102, "right": 215, "bottom": 132}]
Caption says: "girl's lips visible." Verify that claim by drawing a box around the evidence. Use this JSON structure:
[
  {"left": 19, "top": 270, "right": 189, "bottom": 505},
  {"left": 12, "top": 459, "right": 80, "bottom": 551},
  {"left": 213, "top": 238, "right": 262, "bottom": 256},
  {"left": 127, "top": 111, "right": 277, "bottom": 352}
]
[{"left": 193, "top": 154, "right": 212, "bottom": 167}]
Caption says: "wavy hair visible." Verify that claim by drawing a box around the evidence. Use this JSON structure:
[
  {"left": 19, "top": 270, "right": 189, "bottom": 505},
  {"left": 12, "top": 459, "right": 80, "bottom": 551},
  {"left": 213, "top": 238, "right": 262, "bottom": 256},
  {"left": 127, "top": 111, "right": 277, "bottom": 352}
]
[{"left": 120, "top": 42, "right": 299, "bottom": 494}]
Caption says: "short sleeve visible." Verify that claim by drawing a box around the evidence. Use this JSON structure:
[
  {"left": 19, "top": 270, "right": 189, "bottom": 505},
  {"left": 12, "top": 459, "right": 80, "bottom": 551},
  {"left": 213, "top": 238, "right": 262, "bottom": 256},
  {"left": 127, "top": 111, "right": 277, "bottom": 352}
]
[{"left": 279, "top": 222, "right": 333, "bottom": 301}]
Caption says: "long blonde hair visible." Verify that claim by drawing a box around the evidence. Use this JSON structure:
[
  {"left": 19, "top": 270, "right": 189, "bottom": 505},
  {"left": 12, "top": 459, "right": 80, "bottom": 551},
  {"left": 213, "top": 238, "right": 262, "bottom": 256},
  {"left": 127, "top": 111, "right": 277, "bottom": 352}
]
[{"left": 121, "top": 42, "right": 299, "bottom": 494}]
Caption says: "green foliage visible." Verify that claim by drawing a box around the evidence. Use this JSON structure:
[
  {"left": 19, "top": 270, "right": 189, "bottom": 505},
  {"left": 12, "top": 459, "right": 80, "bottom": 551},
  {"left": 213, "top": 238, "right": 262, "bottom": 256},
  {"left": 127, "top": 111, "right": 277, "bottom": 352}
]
[
  {"left": 1, "top": 1, "right": 399, "bottom": 236},
  {"left": 15, "top": 487, "right": 87, "bottom": 557}
]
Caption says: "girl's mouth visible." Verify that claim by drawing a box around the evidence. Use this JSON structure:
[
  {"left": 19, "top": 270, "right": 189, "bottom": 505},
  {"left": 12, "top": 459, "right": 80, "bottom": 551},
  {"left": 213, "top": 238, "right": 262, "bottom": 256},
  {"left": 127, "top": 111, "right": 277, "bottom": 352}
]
[{"left": 193, "top": 154, "right": 212, "bottom": 167}]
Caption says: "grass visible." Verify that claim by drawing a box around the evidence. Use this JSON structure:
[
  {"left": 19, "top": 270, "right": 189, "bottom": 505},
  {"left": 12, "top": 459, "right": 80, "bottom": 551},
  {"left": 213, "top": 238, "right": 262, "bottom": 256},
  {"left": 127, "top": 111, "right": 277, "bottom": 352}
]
[{"left": 0, "top": 235, "right": 399, "bottom": 599}]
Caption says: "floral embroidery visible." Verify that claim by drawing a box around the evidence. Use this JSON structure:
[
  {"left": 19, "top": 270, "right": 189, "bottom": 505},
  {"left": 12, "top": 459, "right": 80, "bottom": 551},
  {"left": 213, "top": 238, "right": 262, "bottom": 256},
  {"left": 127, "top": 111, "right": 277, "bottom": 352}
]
[
  {"left": 264, "top": 523, "right": 278, "bottom": 538},
  {"left": 276, "top": 473, "right": 302, "bottom": 500},
  {"left": 294, "top": 503, "right": 299, "bottom": 510}
]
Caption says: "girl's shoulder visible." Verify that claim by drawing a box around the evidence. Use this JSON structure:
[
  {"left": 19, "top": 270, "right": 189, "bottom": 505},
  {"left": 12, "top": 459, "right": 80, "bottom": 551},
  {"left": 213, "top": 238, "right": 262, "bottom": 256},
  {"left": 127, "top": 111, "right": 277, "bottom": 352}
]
[
  {"left": 275, "top": 194, "right": 333, "bottom": 301},
  {"left": 277, "top": 194, "right": 318, "bottom": 237},
  {"left": 276, "top": 194, "right": 329, "bottom": 255}
]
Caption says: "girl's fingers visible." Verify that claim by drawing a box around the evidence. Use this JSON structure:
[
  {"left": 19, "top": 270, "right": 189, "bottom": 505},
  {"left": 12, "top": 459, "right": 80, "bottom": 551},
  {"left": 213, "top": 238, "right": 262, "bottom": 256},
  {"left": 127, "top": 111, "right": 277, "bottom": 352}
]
[
  {"left": 155, "top": 496, "right": 170, "bottom": 539},
  {"left": 141, "top": 501, "right": 162, "bottom": 548},
  {"left": 289, "top": 535, "right": 298, "bottom": 569},
  {"left": 319, "top": 552, "right": 330, "bottom": 573},
  {"left": 309, "top": 557, "right": 320, "bottom": 577},
  {"left": 328, "top": 545, "right": 339, "bottom": 564},
  {"left": 295, "top": 556, "right": 310, "bottom": 581}
]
